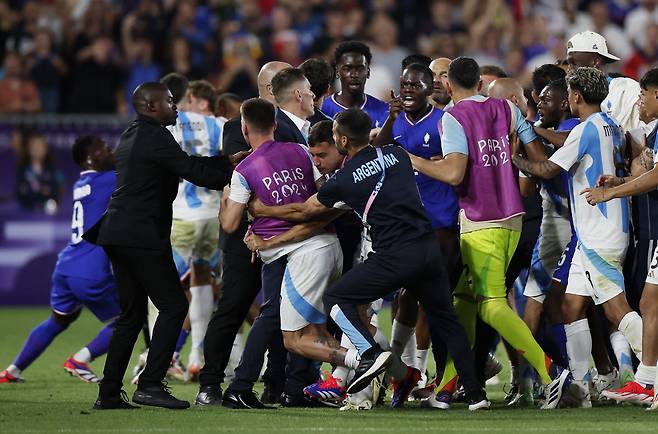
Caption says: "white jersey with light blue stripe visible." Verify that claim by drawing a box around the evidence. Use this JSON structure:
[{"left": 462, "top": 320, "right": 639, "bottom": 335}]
[
  {"left": 549, "top": 112, "right": 629, "bottom": 250},
  {"left": 168, "top": 111, "right": 226, "bottom": 220}
]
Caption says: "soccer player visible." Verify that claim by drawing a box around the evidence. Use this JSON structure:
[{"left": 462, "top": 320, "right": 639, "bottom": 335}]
[
  {"left": 408, "top": 57, "right": 570, "bottom": 410},
  {"left": 0, "top": 136, "right": 118, "bottom": 384},
  {"left": 479, "top": 65, "right": 507, "bottom": 97},
  {"left": 429, "top": 57, "right": 452, "bottom": 110},
  {"left": 375, "top": 62, "right": 459, "bottom": 390},
  {"left": 321, "top": 41, "right": 390, "bottom": 129},
  {"left": 582, "top": 67, "right": 658, "bottom": 407},
  {"left": 512, "top": 67, "right": 642, "bottom": 408},
  {"left": 165, "top": 78, "right": 226, "bottom": 380},
  {"left": 250, "top": 108, "right": 490, "bottom": 410},
  {"left": 219, "top": 98, "right": 367, "bottom": 409}
]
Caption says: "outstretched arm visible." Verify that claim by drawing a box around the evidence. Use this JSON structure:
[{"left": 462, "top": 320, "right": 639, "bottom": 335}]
[
  {"left": 534, "top": 126, "right": 570, "bottom": 148},
  {"left": 512, "top": 154, "right": 562, "bottom": 180},
  {"left": 409, "top": 152, "right": 468, "bottom": 186},
  {"left": 248, "top": 193, "right": 334, "bottom": 222}
]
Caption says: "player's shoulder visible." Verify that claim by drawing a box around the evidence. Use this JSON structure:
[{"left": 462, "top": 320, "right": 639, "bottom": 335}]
[{"left": 609, "top": 76, "right": 640, "bottom": 92}]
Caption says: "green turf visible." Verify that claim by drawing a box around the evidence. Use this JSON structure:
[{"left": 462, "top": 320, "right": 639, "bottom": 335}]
[{"left": 1, "top": 307, "right": 657, "bottom": 433}]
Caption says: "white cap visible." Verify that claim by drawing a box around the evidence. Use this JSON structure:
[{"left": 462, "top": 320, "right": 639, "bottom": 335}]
[{"left": 567, "top": 31, "right": 619, "bottom": 63}]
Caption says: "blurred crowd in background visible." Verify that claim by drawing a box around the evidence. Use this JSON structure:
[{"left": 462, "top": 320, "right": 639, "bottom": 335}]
[{"left": 2, "top": 0, "right": 658, "bottom": 117}]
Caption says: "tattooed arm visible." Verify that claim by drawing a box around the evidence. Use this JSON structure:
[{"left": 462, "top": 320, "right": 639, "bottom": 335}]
[{"left": 512, "top": 154, "right": 562, "bottom": 180}]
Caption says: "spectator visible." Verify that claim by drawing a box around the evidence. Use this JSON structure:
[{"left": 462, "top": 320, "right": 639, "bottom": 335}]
[
  {"left": 124, "top": 38, "right": 161, "bottom": 115},
  {"left": 368, "top": 13, "right": 409, "bottom": 94},
  {"left": 0, "top": 51, "right": 41, "bottom": 113},
  {"left": 26, "top": 29, "right": 67, "bottom": 113},
  {"left": 624, "top": 0, "right": 658, "bottom": 48},
  {"left": 67, "top": 36, "right": 125, "bottom": 114},
  {"left": 568, "top": 0, "right": 633, "bottom": 61},
  {"left": 623, "top": 22, "right": 658, "bottom": 80},
  {"left": 164, "top": 35, "right": 205, "bottom": 81},
  {"left": 15, "top": 131, "right": 64, "bottom": 213}
]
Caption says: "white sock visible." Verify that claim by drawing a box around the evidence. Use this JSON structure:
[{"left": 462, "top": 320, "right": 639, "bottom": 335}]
[
  {"left": 374, "top": 329, "right": 391, "bottom": 351},
  {"left": 7, "top": 364, "right": 21, "bottom": 377},
  {"left": 390, "top": 320, "right": 414, "bottom": 356},
  {"left": 225, "top": 332, "right": 244, "bottom": 378},
  {"left": 189, "top": 284, "right": 214, "bottom": 366},
  {"left": 610, "top": 330, "right": 634, "bottom": 376},
  {"left": 333, "top": 366, "right": 350, "bottom": 387},
  {"left": 344, "top": 348, "right": 360, "bottom": 370},
  {"left": 415, "top": 349, "right": 429, "bottom": 373},
  {"left": 73, "top": 347, "right": 92, "bottom": 363},
  {"left": 401, "top": 332, "right": 417, "bottom": 367},
  {"left": 565, "top": 319, "right": 592, "bottom": 384},
  {"left": 636, "top": 362, "right": 656, "bottom": 387},
  {"left": 618, "top": 311, "right": 643, "bottom": 361}
]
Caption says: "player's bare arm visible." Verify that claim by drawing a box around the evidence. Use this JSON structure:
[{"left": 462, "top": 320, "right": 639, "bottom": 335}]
[
  {"left": 219, "top": 186, "right": 247, "bottom": 233},
  {"left": 512, "top": 154, "right": 562, "bottom": 180},
  {"left": 248, "top": 193, "right": 334, "bottom": 222},
  {"left": 408, "top": 152, "right": 468, "bottom": 186}
]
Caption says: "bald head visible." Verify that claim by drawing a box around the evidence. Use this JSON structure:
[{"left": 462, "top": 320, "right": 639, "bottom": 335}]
[
  {"left": 488, "top": 78, "right": 528, "bottom": 115},
  {"left": 429, "top": 57, "right": 452, "bottom": 107},
  {"left": 258, "top": 61, "right": 292, "bottom": 104},
  {"left": 132, "top": 82, "right": 178, "bottom": 126}
]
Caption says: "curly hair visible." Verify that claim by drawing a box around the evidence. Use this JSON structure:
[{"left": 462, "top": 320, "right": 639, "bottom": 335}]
[{"left": 566, "top": 67, "right": 609, "bottom": 105}]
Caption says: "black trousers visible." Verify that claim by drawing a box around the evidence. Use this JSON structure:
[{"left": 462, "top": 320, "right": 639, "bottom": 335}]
[
  {"left": 324, "top": 238, "right": 481, "bottom": 395},
  {"left": 199, "top": 251, "right": 266, "bottom": 387},
  {"left": 228, "top": 257, "right": 287, "bottom": 392},
  {"left": 100, "top": 245, "right": 188, "bottom": 396}
]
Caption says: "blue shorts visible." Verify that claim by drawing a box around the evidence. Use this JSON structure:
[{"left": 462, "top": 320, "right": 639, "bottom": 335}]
[
  {"left": 552, "top": 233, "right": 577, "bottom": 287},
  {"left": 51, "top": 272, "right": 120, "bottom": 322}
]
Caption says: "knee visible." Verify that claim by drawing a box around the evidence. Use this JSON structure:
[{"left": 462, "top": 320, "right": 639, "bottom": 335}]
[{"left": 51, "top": 310, "right": 79, "bottom": 328}]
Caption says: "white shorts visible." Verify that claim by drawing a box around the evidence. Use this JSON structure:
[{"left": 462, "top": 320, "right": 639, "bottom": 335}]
[
  {"left": 646, "top": 243, "right": 658, "bottom": 285},
  {"left": 565, "top": 243, "right": 626, "bottom": 305},
  {"left": 524, "top": 215, "right": 572, "bottom": 303},
  {"left": 280, "top": 234, "right": 343, "bottom": 331}
]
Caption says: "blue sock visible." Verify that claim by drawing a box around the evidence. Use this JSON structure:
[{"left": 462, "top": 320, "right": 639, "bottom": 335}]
[
  {"left": 86, "top": 321, "right": 115, "bottom": 360},
  {"left": 175, "top": 329, "right": 189, "bottom": 353},
  {"left": 550, "top": 324, "right": 569, "bottom": 369},
  {"left": 14, "top": 317, "right": 66, "bottom": 371}
]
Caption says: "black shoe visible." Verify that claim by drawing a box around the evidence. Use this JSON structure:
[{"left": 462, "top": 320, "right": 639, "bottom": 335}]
[
  {"left": 195, "top": 384, "right": 223, "bottom": 406},
  {"left": 346, "top": 348, "right": 393, "bottom": 394},
  {"left": 222, "top": 389, "right": 274, "bottom": 409},
  {"left": 93, "top": 390, "right": 140, "bottom": 410},
  {"left": 262, "top": 381, "right": 282, "bottom": 404},
  {"left": 280, "top": 392, "right": 325, "bottom": 408},
  {"left": 132, "top": 382, "right": 190, "bottom": 409}
]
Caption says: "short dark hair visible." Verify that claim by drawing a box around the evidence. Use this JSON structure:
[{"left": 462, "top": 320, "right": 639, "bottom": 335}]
[
  {"left": 188, "top": 80, "right": 217, "bottom": 111},
  {"left": 308, "top": 120, "right": 335, "bottom": 147},
  {"left": 240, "top": 98, "right": 276, "bottom": 133},
  {"left": 71, "top": 135, "right": 103, "bottom": 167},
  {"left": 403, "top": 63, "right": 434, "bottom": 87},
  {"left": 532, "top": 64, "right": 567, "bottom": 94},
  {"left": 335, "top": 108, "right": 371, "bottom": 146},
  {"left": 401, "top": 54, "right": 432, "bottom": 69},
  {"left": 160, "top": 73, "right": 189, "bottom": 104},
  {"left": 545, "top": 77, "right": 568, "bottom": 96},
  {"left": 566, "top": 67, "right": 609, "bottom": 105},
  {"left": 448, "top": 57, "right": 481, "bottom": 90},
  {"left": 271, "top": 67, "right": 307, "bottom": 105},
  {"left": 640, "top": 67, "right": 658, "bottom": 90},
  {"left": 216, "top": 92, "right": 242, "bottom": 113},
  {"left": 300, "top": 58, "right": 334, "bottom": 101},
  {"left": 334, "top": 41, "right": 372, "bottom": 66},
  {"left": 479, "top": 65, "right": 507, "bottom": 78}
]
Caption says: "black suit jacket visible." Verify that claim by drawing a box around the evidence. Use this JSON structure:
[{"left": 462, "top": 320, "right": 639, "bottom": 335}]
[
  {"left": 83, "top": 115, "right": 232, "bottom": 251},
  {"left": 308, "top": 107, "right": 331, "bottom": 126},
  {"left": 274, "top": 109, "right": 307, "bottom": 145}
]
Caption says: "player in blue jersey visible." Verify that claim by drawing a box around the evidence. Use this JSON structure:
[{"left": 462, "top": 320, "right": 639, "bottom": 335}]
[
  {"left": 374, "top": 63, "right": 459, "bottom": 394},
  {"left": 321, "top": 41, "right": 390, "bottom": 129},
  {"left": 1, "top": 136, "right": 119, "bottom": 384}
]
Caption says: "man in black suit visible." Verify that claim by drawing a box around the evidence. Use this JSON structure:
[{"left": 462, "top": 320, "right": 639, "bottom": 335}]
[
  {"left": 85, "top": 82, "right": 244, "bottom": 410},
  {"left": 300, "top": 58, "right": 334, "bottom": 126},
  {"left": 272, "top": 67, "right": 316, "bottom": 146}
]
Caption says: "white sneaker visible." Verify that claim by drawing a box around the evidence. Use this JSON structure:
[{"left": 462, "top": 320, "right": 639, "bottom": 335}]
[
  {"left": 592, "top": 368, "right": 619, "bottom": 400},
  {"left": 421, "top": 391, "right": 451, "bottom": 409},
  {"left": 340, "top": 384, "right": 374, "bottom": 411},
  {"left": 540, "top": 369, "right": 573, "bottom": 410}
]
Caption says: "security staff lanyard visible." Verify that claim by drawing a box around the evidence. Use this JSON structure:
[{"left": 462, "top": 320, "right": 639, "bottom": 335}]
[{"left": 360, "top": 147, "right": 386, "bottom": 230}]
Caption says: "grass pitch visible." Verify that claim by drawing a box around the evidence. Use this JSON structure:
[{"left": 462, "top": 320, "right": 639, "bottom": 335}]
[{"left": 1, "top": 307, "right": 657, "bottom": 433}]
